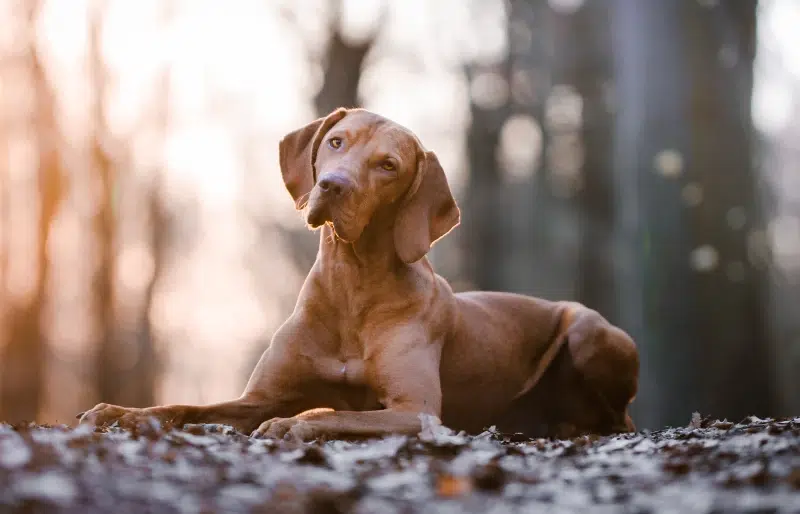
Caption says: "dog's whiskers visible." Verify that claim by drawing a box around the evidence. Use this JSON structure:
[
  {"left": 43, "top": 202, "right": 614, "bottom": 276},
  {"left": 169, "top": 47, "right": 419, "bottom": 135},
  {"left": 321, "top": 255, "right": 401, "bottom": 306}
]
[{"left": 297, "top": 191, "right": 312, "bottom": 209}]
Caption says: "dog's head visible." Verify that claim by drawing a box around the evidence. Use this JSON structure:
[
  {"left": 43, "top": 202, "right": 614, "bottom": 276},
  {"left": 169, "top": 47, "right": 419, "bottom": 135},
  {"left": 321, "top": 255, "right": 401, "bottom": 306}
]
[{"left": 279, "top": 108, "right": 460, "bottom": 263}]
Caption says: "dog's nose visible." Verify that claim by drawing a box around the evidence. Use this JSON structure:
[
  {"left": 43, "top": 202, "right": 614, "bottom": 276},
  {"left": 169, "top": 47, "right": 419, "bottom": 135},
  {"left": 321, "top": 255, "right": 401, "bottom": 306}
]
[{"left": 318, "top": 173, "right": 353, "bottom": 197}]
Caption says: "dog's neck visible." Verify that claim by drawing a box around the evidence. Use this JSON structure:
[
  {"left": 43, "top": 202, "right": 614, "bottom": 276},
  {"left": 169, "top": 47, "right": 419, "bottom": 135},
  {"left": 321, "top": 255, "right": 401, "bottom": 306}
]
[{"left": 317, "top": 209, "right": 408, "bottom": 279}]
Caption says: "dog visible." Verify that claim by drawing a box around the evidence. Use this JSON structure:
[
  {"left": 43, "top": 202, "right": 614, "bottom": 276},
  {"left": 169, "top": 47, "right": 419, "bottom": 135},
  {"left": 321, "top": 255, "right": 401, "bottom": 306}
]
[{"left": 79, "top": 107, "right": 639, "bottom": 441}]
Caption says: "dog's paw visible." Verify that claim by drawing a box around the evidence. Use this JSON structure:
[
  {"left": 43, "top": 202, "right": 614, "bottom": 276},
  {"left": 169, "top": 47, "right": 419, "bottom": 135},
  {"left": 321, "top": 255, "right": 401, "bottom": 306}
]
[
  {"left": 77, "top": 403, "right": 154, "bottom": 429},
  {"left": 250, "top": 417, "right": 316, "bottom": 442}
]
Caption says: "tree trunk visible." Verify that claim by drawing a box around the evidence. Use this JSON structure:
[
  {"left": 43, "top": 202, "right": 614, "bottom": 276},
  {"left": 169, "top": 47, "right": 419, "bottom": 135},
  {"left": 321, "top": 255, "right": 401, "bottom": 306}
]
[
  {"left": 463, "top": 61, "right": 510, "bottom": 291},
  {"left": 610, "top": 0, "right": 767, "bottom": 428},
  {"left": 0, "top": 2, "right": 61, "bottom": 423},
  {"left": 88, "top": 3, "right": 122, "bottom": 406},
  {"left": 611, "top": 0, "right": 694, "bottom": 429},
  {"left": 571, "top": 4, "right": 617, "bottom": 323},
  {"left": 464, "top": 1, "right": 585, "bottom": 298},
  {"left": 681, "top": 0, "right": 771, "bottom": 420},
  {"left": 313, "top": 0, "right": 378, "bottom": 115}
]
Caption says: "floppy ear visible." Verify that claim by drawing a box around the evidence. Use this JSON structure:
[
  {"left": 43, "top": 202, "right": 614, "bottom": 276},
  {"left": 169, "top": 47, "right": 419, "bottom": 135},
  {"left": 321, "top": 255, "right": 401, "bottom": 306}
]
[
  {"left": 279, "top": 108, "right": 348, "bottom": 209},
  {"left": 394, "top": 151, "right": 461, "bottom": 264}
]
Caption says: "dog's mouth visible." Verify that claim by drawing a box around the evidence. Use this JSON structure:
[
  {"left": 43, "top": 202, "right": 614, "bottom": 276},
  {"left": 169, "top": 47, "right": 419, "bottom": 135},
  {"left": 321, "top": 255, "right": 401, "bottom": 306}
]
[
  {"left": 306, "top": 201, "right": 330, "bottom": 228},
  {"left": 306, "top": 198, "right": 360, "bottom": 242}
]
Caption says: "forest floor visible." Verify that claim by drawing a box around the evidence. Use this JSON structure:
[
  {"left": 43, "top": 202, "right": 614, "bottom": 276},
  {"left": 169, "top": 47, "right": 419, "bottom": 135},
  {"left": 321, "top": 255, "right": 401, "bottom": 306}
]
[{"left": 0, "top": 413, "right": 798, "bottom": 513}]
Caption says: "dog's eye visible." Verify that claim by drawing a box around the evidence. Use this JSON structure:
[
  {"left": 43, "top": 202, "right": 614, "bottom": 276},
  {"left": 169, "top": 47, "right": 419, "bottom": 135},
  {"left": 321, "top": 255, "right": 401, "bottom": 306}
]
[
  {"left": 381, "top": 161, "right": 396, "bottom": 172},
  {"left": 328, "top": 137, "right": 343, "bottom": 149}
]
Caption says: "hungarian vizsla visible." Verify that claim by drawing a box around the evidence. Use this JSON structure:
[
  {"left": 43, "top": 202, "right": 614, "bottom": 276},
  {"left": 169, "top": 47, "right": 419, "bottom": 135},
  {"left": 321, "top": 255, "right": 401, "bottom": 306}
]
[{"left": 79, "top": 108, "right": 639, "bottom": 441}]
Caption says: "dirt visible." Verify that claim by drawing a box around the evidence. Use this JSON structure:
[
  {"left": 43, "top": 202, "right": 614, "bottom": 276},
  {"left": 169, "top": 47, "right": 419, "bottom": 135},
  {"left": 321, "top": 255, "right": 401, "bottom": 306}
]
[{"left": 0, "top": 413, "right": 798, "bottom": 513}]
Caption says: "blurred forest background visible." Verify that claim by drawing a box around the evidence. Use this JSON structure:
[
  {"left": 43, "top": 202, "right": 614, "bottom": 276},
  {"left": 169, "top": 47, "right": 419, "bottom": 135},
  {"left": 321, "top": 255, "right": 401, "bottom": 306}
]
[{"left": 0, "top": 0, "right": 798, "bottom": 431}]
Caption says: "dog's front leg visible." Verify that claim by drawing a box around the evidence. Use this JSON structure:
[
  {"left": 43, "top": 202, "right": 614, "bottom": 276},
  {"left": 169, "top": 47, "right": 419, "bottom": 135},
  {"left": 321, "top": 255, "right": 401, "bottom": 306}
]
[
  {"left": 78, "top": 397, "right": 270, "bottom": 434},
  {"left": 79, "top": 315, "right": 326, "bottom": 434},
  {"left": 252, "top": 324, "right": 443, "bottom": 441},
  {"left": 252, "top": 408, "right": 430, "bottom": 440}
]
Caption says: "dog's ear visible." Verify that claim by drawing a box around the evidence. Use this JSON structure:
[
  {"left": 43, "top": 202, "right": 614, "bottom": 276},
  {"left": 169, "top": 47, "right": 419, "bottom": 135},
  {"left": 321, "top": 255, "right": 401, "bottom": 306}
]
[
  {"left": 394, "top": 150, "right": 460, "bottom": 264},
  {"left": 279, "top": 108, "right": 349, "bottom": 209}
]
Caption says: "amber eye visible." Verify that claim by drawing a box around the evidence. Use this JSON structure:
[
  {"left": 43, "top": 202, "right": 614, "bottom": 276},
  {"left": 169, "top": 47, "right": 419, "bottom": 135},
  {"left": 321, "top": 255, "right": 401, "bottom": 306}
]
[
  {"left": 328, "top": 137, "right": 342, "bottom": 149},
  {"left": 381, "top": 160, "right": 396, "bottom": 172}
]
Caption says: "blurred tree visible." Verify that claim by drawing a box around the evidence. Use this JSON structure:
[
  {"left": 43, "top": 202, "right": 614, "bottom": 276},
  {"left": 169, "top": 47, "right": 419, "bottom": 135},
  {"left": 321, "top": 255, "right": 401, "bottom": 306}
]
[
  {"left": 87, "top": 1, "right": 158, "bottom": 408},
  {"left": 569, "top": 4, "right": 617, "bottom": 324},
  {"left": 681, "top": 0, "right": 770, "bottom": 421},
  {"left": 111, "top": 70, "right": 170, "bottom": 409},
  {"left": 127, "top": 97, "right": 169, "bottom": 409},
  {"left": 464, "top": 0, "right": 582, "bottom": 299},
  {"left": 0, "top": 81, "right": 7, "bottom": 333},
  {"left": 313, "top": 0, "right": 381, "bottom": 115},
  {"left": 0, "top": 0, "right": 62, "bottom": 423},
  {"left": 611, "top": 0, "right": 768, "bottom": 428},
  {"left": 88, "top": 3, "right": 123, "bottom": 406},
  {"left": 462, "top": 1, "right": 526, "bottom": 293},
  {"left": 527, "top": 1, "right": 583, "bottom": 301},
  {"left": 463, "top": 58, "right": 509, "bottom": 291},
  {"left": 118, "top": 179, "right": 161, "bottom": 409}
]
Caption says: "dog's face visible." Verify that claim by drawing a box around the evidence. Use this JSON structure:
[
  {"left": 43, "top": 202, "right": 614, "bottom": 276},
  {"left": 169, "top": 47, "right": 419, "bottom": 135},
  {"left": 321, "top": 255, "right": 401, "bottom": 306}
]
[
  {"left": 305, "top": 110, "right": 420, "bottom": 243},
  {"left": 279, "top": 108, "right": 460, "bottom": 263}
]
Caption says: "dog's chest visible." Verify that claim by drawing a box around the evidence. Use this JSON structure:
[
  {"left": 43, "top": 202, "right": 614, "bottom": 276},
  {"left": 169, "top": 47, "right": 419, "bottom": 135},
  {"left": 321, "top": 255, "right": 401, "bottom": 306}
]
[
  {"left": 312, "top": 355, "right": 366, "bottom": 384},
  {"left": 316, "top": 272, "right": 400, "bottom": 383},
  {"left": 336, "top": 330, "right": 363, "bottom": 361},
  {"left": 331, "top": 305, "right": 371, "bottom": 359},
  {"left": 337, "top": 338, "right": 367, "bottom": 386}
]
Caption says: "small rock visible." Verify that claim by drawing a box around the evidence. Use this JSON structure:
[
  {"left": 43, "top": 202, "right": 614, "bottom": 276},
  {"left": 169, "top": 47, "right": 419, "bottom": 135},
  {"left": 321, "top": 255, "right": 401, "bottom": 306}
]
[
  {"left": 296, "top": 445, "right": 330, "bottom": 467},
  {"left": 472, "top": 461, "right": 507, "bottom": 491}
]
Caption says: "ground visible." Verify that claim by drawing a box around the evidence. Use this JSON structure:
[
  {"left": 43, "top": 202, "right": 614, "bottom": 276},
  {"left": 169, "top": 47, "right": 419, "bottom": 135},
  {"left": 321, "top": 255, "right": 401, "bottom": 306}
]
[{"left": 0, "top": 414, "right": 798, "bottom": 513}]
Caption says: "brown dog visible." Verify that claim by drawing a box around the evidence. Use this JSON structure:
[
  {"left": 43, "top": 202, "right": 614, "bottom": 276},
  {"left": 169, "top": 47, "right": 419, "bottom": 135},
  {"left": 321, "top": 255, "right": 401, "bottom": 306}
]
[{"left": 79, "top": 108, "right": 639, "bottom": 441}]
